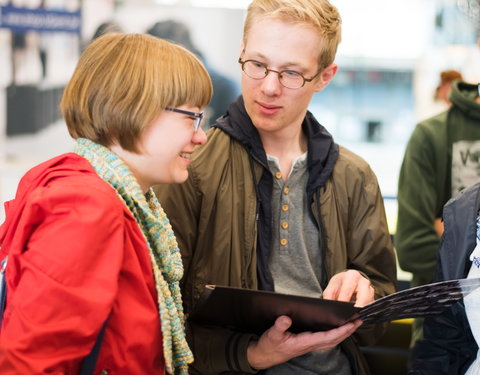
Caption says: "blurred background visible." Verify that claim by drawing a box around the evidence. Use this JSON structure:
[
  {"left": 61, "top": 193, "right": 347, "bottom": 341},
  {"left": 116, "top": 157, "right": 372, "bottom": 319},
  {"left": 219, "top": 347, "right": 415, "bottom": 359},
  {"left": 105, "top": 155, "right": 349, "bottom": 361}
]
[{"left": 0, "top": 0, "right": 479, "bottom": 250}]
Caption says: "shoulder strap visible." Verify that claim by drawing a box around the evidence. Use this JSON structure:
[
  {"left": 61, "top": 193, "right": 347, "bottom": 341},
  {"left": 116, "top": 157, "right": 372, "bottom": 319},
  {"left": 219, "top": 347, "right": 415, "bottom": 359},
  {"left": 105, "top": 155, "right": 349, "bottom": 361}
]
[
  {"left": 79, "top": 319, "right": 108, "bottom": 375},
  {"left": 0, "top": 257, "right": 7, "bottom": 330},
  {"left": 0, "top": 256, "right": 107, "bottom": 374}
]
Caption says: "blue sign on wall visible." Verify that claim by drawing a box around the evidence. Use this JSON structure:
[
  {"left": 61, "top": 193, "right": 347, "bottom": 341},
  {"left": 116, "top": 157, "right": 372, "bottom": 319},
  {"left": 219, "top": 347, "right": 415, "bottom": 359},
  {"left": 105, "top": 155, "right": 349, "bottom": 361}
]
[{"left": 0, "top": 5, "right": 81, "bottom": 34}]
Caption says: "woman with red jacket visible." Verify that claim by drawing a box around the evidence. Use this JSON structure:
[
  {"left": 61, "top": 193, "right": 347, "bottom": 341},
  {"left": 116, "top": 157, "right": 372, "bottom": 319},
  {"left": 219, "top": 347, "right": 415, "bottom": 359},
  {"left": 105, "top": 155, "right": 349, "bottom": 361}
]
[{"left": 0, "top": 33, "right": 212, "bottom": 374}]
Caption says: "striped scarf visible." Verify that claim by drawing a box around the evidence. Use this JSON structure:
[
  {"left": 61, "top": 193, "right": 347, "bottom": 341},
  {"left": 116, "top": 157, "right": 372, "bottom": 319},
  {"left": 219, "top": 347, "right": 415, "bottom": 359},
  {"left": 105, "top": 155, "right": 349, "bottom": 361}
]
[{"left": 74, "top": 138, "right": 193, "bottom": 374}]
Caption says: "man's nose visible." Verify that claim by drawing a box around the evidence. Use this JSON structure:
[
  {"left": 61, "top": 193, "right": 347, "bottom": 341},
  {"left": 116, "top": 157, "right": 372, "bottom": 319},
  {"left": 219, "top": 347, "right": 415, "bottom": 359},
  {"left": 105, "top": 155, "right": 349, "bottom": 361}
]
[{"left": 261, "top": 70, "right": 282, "bottom": 95}]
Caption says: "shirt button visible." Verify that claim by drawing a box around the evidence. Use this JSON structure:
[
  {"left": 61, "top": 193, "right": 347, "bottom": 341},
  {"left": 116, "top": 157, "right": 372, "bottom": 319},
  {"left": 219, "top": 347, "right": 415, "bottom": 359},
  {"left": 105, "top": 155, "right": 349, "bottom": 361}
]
[
  {"left": 283, "top": 187, "right": 289, "bottom": 195},
  {"left": 99, "top": 371, "right": 109, "bottom": 375},
  {"left": 281, "top": 222, "right": 289, "bottom": 229},
  {"left": 275, "top": 171, "right": 282, "bottom": 179},
  {"left": 280, "top": 238, "right": 288, "bottom": 246},
  {"left": 281, "top": 204, "right": 289, "bottom": 211}
]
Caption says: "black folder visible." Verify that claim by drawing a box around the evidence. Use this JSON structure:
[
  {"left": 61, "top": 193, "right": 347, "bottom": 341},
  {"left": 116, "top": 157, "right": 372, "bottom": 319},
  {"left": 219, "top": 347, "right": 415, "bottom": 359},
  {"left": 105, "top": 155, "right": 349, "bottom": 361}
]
[{"left": 190, "top": 278, "right": 480, "bottom": 335}]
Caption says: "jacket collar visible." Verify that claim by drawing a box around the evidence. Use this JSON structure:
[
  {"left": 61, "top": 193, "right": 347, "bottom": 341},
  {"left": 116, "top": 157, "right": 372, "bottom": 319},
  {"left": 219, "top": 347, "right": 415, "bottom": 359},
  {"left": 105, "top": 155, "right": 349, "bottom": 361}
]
[{"left": 213, "top": 96, "right": 339, "bottom": 194}]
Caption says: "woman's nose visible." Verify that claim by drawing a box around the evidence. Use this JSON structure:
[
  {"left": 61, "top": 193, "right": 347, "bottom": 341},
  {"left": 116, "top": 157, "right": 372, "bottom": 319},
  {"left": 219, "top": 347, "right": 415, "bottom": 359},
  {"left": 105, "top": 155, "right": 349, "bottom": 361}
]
[{"left": 192, "top": 126, "right": 207, "bottom": 145}]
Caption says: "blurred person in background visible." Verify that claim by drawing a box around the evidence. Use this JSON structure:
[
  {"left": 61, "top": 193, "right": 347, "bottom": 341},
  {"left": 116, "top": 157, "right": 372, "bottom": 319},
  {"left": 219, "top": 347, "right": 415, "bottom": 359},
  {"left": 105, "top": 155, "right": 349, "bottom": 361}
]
[
  {"left": 396, "top": 26, "right": 480, "bottom": 350},
  {"left": 91, "top": 21, "right": 123, "bottom": 41},
  {"left": 434, "top": 69, "right": 464, "bottom": 107},
  {"left": 0, "top": 33, "right": 212, "bottom": 374},
  {"left": 148, "top": 19, "right": 240, "bottom": 127},
  {"left": 408, "top": 13, "right": 480, "bottom": 371}
]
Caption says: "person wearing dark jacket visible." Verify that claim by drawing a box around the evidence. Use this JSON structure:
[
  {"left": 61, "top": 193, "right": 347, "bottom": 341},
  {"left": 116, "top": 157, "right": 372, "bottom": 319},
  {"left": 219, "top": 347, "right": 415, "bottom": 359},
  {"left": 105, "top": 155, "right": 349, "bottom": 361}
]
[
  {"left": 396, "top": 80, "right": 480, "bottom": 346},
  {"left": 147, "top": 20, "right": 240, "bottom": 127},
  {"left": 409, "top": 181, "right": 480, "bottom": 374},
  {"left": 154, "top": 0, "right": 397, "bottom": 374}
]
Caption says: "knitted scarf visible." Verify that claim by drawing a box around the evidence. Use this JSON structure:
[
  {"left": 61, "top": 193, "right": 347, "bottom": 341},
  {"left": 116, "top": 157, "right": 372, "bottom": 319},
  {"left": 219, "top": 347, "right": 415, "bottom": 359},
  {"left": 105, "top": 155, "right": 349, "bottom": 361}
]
[{"left": 74, "top": 138, "right": 193, "bottom": 375}]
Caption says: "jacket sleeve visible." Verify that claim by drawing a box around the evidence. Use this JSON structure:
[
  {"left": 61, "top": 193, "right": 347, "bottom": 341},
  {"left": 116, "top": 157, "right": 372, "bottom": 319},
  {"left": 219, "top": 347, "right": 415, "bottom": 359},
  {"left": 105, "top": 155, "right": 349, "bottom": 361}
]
[
  {"left": 409, "top": 190, "right": 478, "bottom": 375},
  {"left": 396, "top": 124, "right": 442, "bottom": 285},
  {"left": 409, "top": 301, "right": 476, "bottom": 375},
  {"left": 0, "top": 182, "right": 125, "bottom": 374},
  {"left": 188, "top": 322, "right": 258, "bottom": 374},
  {"left": 346, "top": 162, "right": 397, "bottom": 346},
  {"left": 156, "top": 176, "right": 260, "bottom": 374},
  {"left": 409, "top": 247, "right": 476, "bottom": 375}
]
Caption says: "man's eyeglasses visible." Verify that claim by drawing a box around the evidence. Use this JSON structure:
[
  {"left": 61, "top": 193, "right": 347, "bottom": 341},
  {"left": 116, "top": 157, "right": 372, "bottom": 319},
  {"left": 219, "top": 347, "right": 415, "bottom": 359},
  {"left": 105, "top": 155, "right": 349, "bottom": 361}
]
[
  {"left": 238, "top": 58, "right": 320, "bottom": 89},
  {"left": 165, "top": 107, "right": 204, "bottom": 132}
]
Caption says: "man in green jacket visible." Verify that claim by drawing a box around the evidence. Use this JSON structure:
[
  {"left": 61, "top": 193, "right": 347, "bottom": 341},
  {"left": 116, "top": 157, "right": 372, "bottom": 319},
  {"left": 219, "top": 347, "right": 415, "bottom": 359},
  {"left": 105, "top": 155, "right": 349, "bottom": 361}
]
[
  {"left": 155, "top": 0, "right": 397, "bottom": 373},
  {"left": 396, "top": 80, "right": 480, "bottom": 347}
]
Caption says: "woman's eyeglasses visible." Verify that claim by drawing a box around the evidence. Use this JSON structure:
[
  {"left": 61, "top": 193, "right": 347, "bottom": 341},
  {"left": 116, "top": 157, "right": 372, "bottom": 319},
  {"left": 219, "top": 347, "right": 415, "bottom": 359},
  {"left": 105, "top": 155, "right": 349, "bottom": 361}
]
[{"left": 165, "top": 107, "right": 204, "bottom": 132}]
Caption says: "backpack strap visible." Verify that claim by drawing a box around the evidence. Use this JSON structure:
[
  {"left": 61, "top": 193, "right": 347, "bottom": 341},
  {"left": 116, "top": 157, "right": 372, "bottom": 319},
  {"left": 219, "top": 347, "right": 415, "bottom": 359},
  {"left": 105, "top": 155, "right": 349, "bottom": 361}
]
[
  {"left": 0, "top": 257, "right": 7, "bottom": 330},
  {"left": 79, "top": 319, "right": 108, "bottom": 375}
]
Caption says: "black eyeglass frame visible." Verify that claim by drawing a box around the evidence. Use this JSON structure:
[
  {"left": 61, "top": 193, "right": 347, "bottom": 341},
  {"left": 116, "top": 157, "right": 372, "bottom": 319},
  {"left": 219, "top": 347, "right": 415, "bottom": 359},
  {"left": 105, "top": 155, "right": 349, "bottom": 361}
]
[
  {"left": 165, "top": 107, "right": 204, "bottom": 132},
  {"left": 238, "top": 57, "right": 321, "bottom": 89}
]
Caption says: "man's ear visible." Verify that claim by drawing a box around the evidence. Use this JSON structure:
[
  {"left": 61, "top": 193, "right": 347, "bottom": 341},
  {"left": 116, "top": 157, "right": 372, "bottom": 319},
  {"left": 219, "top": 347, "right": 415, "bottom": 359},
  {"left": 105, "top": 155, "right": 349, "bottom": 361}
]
[
  {"left": 314, "top": 63, "right": 338, "bottom": 92},
  {"left": 239, "top": 42, "right": 245, "bottom": 57}
]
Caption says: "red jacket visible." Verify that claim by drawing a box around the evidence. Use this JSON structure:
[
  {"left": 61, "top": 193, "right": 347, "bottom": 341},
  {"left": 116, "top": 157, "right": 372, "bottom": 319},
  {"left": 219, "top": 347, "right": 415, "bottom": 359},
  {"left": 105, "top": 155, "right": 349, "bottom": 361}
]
[{"left": 0, "top": 154, "right": 165, "bottom": 374}]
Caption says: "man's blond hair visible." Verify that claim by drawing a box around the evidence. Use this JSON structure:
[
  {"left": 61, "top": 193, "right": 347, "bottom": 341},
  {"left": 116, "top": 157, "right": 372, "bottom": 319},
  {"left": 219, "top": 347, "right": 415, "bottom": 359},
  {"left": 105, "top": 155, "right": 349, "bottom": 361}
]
[{"left": 243, "top": 0, "right": 341, "bottom": 69}]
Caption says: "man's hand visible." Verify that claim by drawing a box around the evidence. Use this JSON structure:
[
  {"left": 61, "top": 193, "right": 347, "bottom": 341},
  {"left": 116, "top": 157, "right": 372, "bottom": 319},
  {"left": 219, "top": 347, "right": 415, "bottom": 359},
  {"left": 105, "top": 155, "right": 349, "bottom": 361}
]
[
  {"left": 434, "top": 217, "right": 444, "bottom": 238},
  {"left": 322, "top": 270, "right": 374, "bottom": 307},
  {"left": 246, "top": 315, "right": 362, "bottom": 369}
]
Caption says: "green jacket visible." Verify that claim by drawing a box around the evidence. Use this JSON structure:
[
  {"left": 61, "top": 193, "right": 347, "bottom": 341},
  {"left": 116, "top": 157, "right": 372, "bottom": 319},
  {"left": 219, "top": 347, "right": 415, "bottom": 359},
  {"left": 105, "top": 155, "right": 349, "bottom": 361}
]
[
  {"left": 155, "top": 98, "right": 396, "bottom": 374},
  {"left": 396, "top": 81, "right": 480, "bottom": 288}
]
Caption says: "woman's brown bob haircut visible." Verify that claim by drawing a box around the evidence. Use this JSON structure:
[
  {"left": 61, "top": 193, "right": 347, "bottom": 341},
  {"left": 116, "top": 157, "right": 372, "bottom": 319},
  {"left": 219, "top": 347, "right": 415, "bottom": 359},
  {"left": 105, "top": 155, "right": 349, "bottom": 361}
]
[{"left": 61, "top": 33, "right": 213, "bottom": 152}]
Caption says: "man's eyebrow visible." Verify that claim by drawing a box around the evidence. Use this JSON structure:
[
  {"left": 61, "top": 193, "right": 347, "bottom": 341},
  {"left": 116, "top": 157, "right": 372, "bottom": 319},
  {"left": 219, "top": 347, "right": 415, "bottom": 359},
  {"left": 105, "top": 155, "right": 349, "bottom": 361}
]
[{"left": 245, "top": 52, "right": 305, "bottom": 70}]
